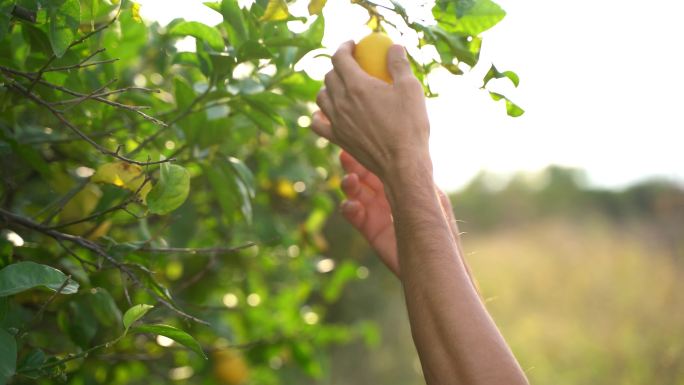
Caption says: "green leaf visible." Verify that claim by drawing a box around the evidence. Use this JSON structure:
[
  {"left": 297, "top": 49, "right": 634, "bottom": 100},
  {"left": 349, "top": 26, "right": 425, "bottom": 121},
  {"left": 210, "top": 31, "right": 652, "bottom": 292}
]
[
  {"left": 260, "top": 0, "right": 288, "bottom": 21},
  {"left": 280, "top": 72, "right": 322, "bottom": 101},
  {"left": 172, "top": 51, "right": 201, "bottom": 68},
  {"left": 227, "top": 156, "right": 255, "bottom": 199},
  {"left": 147, "top": 163, "right": 191, "bottom": 215},
  {"left": 425, "top": 25, "right": 481, "bottom": 67},
  {"left": 308, "top": 0, "right": 326, "bottom": 15},
  {"left": 0, "top": 262, "right": 79, "bottom": 297},
  {"left": 91, "top": 161, "right": 151, "bottom": 203},
  {"left": 434, "top": 0, "right": 506, "bottom": 36},
  {"left": 47, "top": 0, "right": 81, "bottom": 57},
  {"left": 234, "top": 102, "right": 274, "bottom": 134},
  {"left": 58, "top": 299, "right": 99, "bottom": 348},
  {"left": 122, "top": 304, "right": 153, "bottom": 331},
  {"left": 0, "top": 328, "right": 16, "bottom": 385},
  {"left": 133, "top": 324, "right": 206, "bottom": 359},
  {"left": 322, "top": 261, "right": 357, "bottom": 302},
  {"left": 489, "top": 92, "right": 525, "bottom": 117},
  {"left": 169, "top": 21, "right": 224, "bottom": 51},
  {"left": 482, "top": 64, "right": 519, "bottom": 88},
  {"left": 16, "top": 349, "right": 46, "bottom": 379},
  {"left": 0, "top": 1, "right": 14, "bottom": 42},
  {"left": 203, "top": 1, "right": 220, "bottom": 13},
  {"left": 86, "top": 287, "right": 122, "bottom": 328},
  {"left": 174, "top": 77, "right": 196, "bottom": 110},
  {"left": 220, "top": 0, "right": 247, "bottom": 43},
  {"left": 204, "top": 157, "right": 253, "bottom": 225}
]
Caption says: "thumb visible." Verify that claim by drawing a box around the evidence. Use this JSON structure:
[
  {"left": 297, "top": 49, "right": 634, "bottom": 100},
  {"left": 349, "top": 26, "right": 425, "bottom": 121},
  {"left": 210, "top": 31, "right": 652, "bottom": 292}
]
[{"left": 387, "top": 44, "right": 411, "bottom": 81}]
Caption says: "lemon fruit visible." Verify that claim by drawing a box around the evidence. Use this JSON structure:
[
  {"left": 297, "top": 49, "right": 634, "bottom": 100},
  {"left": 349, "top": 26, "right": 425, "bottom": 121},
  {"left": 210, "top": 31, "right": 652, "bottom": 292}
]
[
  {"left": 354, "top": 32, "right": 394, "bottom": 83},
  {"left": 213, "top": 349, "right": 249, "bottom": 385}
]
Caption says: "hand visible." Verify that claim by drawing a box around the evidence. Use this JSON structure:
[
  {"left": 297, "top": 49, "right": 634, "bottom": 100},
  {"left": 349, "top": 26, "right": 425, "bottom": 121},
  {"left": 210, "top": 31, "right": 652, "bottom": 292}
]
[
  {"left": 339, "top": 151, "right": 463, "bottom": 279},
  {"left": 339, "top": 150, "right": 399, "bottom": 276},
  {"left": 312, "top": 41, "right": 430, "bottom": 181}
]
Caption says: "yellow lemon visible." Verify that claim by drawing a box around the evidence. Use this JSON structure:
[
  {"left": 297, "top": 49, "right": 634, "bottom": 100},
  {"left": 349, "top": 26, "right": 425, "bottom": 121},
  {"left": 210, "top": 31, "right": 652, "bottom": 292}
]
[
  {"left": 213, "top": 349, "right": 249, "bottom": 385},
  {"left": 354, "top": 32, "right": 394, "bottom": 83},
  {"left": 275, "top": 179, "right": 297, "bottom": 200}
]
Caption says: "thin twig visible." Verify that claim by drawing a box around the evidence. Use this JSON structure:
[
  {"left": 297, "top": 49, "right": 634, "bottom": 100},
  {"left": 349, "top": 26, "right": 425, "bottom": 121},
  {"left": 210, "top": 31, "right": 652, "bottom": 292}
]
[
  {"left": 49, "top": 178, "right": 149, "bottom": 230},
  {"left": 5, "top": 80, "right": 172, "bottom": 166},
  {"left": 127, "top": 80, "right": 214, "bottom": 157},
  {"left": 25, "top": 57, "right": 56, "bottom": 93},
  {"left": 51, "top": 87, "right": 161, "bottom": 106},
  {"left": 0, "top": 208, "right": 209, "bottom": 325},
  {"left": 47, "top": 59, "right": 119, "bottom": 73},
  {"left": 38, "top": 179, "right": 90, "bottom": 225},
  {"left": 121, "top": 271, "right": 133, "bottom": 306},
  {"left": 175, "top": 256, "right": 217, "bottom": 293},
  {"left": 62, "top": 78, "right": 118, "bottom": 111},
  {"left": 55, "top": 238, "right": 99, "bottom": 269},
  {"left": 139, "top": 243, "right": 257, "bottom": 256},
  {"left": 31, "top": 275, "right": 73, "bottom": 326},
  {"left": 0, "top": 66, "right": 166, "bottom": 125},
  {"left": 19, "top": 127, "right": 120, "bottom": 145}
]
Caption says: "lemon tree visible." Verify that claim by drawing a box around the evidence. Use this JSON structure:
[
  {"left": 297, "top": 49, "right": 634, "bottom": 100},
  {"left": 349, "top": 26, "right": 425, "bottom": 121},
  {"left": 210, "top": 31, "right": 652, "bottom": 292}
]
[{"left": 0, "top": 0, "right": 515, "bottom": 384}]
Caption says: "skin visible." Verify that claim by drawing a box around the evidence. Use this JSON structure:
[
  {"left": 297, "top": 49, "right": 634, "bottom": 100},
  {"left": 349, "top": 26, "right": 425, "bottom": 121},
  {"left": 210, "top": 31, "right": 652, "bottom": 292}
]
[
  {"left": 338, "top": 149, "right": 477, "bottom": 292},
  {"left": 311, "top": 41, "right": 529, "bottom": 385}
]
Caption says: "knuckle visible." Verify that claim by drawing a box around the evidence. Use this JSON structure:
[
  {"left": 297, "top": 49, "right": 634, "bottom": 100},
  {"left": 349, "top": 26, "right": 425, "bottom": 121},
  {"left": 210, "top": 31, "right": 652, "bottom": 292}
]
[
  {"left": 398, "top": 77, "right": 422, "bottom": 92},
  {"left": 390, "top": 56, "right": 407, "bottom": 67},
  {"left": 316, "top": 90, "right": 327, "bottom": 105},
  {"left": 389, "top": 54, "right": 409, "bottom": 68},
  {"left": 324, "top": 71, "right": 335, "bottom": 86},
  {"left": 331, "top": 51, "right": 342, "bottom": 67}
]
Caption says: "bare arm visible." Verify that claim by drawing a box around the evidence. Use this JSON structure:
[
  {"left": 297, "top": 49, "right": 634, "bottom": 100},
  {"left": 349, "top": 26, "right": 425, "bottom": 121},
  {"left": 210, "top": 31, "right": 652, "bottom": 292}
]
[
  {"left": 311, "top": 41, "right": 528, "bottom": 385},
  {"left": 385, "top": 156, "right": 525, "bottom": 384},
  {"left": 338, "top": 150, "right": 479, "bottom": 295}
]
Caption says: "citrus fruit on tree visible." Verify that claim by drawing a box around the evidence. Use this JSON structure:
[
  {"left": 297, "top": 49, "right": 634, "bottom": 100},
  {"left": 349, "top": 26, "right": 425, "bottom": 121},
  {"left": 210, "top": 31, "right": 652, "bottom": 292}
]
[
  {"left": 213, "top": 348, "right": 249, "bottom": 385},
  {"left": 353, "top": 32, "right": 394, "bottom": 83}
]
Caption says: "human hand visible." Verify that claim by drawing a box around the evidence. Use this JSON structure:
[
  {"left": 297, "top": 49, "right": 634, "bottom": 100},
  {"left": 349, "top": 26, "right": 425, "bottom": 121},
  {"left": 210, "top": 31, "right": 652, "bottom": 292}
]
[
  {"left": 339, "top": 150, "right": 461, "bottom": 279},
  {"left": 312, "top": 41, "right": 430, "bottom": 182},
  {"left": 339, "top": 150, "right": 399, "bottom": 276}
]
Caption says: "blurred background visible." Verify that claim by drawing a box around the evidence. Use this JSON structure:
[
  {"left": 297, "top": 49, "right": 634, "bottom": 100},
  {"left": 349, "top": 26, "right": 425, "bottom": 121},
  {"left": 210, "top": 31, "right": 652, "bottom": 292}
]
[
  {"left": 5, "top": 0, "right": 684, "bottom": 385},
  {"left": 135, "top": 0, "right": 684, "bottom": 384}
]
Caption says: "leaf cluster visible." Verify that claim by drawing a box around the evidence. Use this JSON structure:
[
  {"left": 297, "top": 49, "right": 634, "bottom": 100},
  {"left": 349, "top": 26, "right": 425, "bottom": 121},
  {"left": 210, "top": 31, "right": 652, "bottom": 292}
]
[{"left": 0, "top": 0, "right": 514, "bottom": 384}]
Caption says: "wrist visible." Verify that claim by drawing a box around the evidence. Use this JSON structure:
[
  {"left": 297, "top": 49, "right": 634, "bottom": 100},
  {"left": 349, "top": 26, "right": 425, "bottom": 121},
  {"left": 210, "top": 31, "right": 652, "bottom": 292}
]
[{"left": 382, "top": 150, "right": 434, "bottom": 206}]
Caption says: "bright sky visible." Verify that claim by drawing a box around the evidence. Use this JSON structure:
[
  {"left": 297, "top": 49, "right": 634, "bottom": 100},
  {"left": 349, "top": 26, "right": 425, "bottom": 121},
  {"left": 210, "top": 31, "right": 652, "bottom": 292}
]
[{"left": 138, "top": 0, "right": 684, "bottom": 192}]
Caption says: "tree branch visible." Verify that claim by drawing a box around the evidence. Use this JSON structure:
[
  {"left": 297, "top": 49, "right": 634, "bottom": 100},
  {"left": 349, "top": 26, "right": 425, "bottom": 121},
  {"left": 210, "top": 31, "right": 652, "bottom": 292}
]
[
  {"left": 0, "top": 66, "right": 166, "bottom": 125},
  {"left": 50, "top": 87, "right": 160, "bottom": 106},
  {"left": 127, "top": 80, "right": 214, "bottom": 157},
  {"left": 4, "top": 79, "right": 172, "bottom": 166},
  {"left": 138, "top": 243, "right": 256, "bottom": 256},
  {"left": 0, "top": 208, "right": 209, "bottom": 325}
]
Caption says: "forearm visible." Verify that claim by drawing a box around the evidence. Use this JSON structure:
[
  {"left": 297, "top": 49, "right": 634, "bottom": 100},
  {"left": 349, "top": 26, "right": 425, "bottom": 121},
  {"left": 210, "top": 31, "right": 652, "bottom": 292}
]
[
  {"left": 436, "top": 188, "right": 480, "bottom": 298},
  {"left": 384, "top": 157, "right": 528, "bottom": 385}
]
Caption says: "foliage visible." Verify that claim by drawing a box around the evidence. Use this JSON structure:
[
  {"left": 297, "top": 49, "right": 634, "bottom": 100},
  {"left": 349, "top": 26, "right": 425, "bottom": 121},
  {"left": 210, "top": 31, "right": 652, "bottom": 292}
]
[{"left": 0, "top": 0, "right": 514, "bottom": 384}]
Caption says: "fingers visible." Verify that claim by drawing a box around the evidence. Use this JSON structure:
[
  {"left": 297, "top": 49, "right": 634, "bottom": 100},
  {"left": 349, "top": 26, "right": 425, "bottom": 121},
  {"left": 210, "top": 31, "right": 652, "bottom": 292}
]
[
  {"left": 316, "top": 89, "right": 335, "bottom": 120},
  {"left": 341, "top": 173, "right": 362, "bottom": 198},
  {"left": 341, "top": 199, "right": 366, "bottom": 229},
  {"left": 339, "top": 150, "right": 367, "bottom": 176},
  {"left": 324, "top": 70, "right": 346, "bottom": 101},
  {"left": 331, "top": 40, "right": 366, "bottom": 83},
  {"left": 386, "top": 44, "right": 412, "bottom": 81},
  {"left": 341, "top": 173, "right": 379, "bottom": 204},
  {"left": 311, "top": 110, "right": 334, "bottom": 141},
  {"left": 340, "top": 150, "right": 384, "bottom": 191}
]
